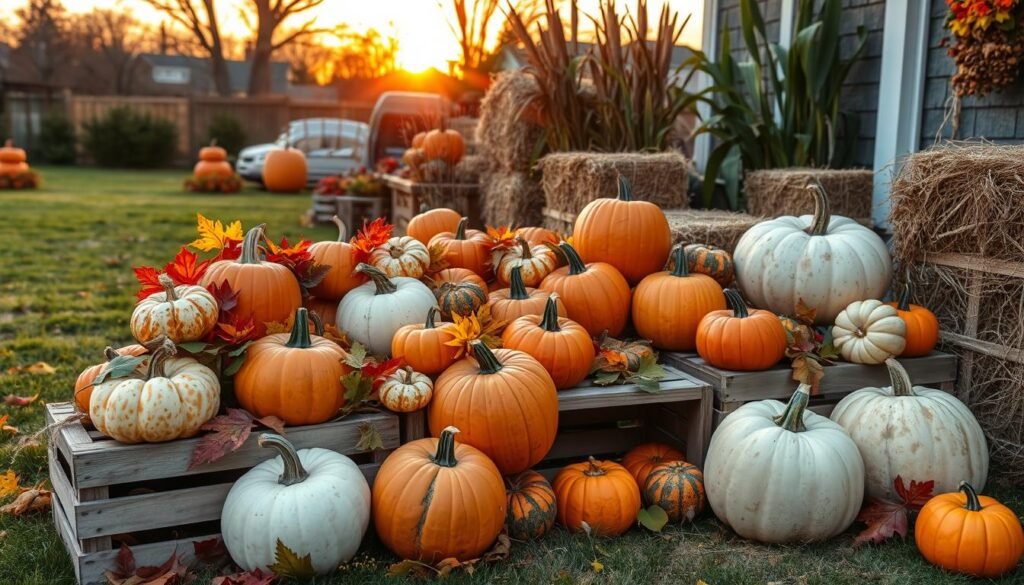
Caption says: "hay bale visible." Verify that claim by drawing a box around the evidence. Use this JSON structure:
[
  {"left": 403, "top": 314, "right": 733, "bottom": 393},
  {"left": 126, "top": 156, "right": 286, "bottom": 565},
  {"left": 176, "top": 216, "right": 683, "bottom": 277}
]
[
  {"left": 891, "top": 142, "right": 1024, "bottom": 266},
  {"left": 538, "top": 152, "right": 689, "bottom": 217},
  {"left": 454, "top": 155, "right": 487, "bottom": 184},
  {"left": 476, "top": 71, "right": 543, "bottom": 173},
  {"left": 481, "top": 171, "right": 544, "bottom": 227},
  {"left": 665, "top": 210, "right": 764, "bottom": 254},
  {"left": 744, "top": 168, "right": 873, "bottom": 225}
]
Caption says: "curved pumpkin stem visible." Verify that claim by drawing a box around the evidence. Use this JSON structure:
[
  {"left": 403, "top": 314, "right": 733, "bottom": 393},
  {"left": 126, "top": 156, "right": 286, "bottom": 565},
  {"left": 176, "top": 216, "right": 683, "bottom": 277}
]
[
  {"left": 258, "top": 433, "right": 309, "bottom": 486},
  {"left": 308, "top": 311, "right": 324, "bottom": 336},
  {"left": 239, "top": 224, "right": 267, "bottom": 265},
  {"left": 471, "top": 341, "right": 503, "bottom": 375},
  {"left": 507, "top": 265, "right": 530, "bottom": 300},
  {"left": 884, "top": 358, "right": 916, "bottom": 397},
  {"left": 616, "top": 175, "right": 633, "bottom": 202},
  {"left": 584, "top": 456, "right": 606, "bottom": 476},
  {"left": 356, "top": 263, "right": 398, "bottom": 295},
  {"left": 432, "top": 426, "right": 460, "bottom": 468},
  {"left": 774, "top": 384, "right": 811, "bottom": 433},
  {"left": 517, "top": 237, "right": 532, "bottom": 260},
  {"left": 723, "top": 289, "right": 749, "bottom": 318},
  {"left": 959, "top": 481, "right": 982, "bottom": 512},
  {"left": 157, "top": 274, "right": 178, "bottom": 301},
  {"left": 103, "top": 346, "right": 119, "bottom": 362},
  {"left": 669, "top": 245, "right": 690, "bottom": 278},
  {"left": 424, "top": 307, "right": 441, "bottom": 329},
  {"left": 286, "top": 307, "right": 313, "bottom": 348},
  {"left": 145, "top": 339, "right": 177, "bottom": 380},
  {"left": 805, "top": 183, "right": 831, "bottom": 236},
  {"left": 330, "top": 215, "right": 348, "bottom": 242},
  {"left": 897, "top": 281, "right": 913, "bottom": 312},
  {"left": 560, "top": 242, "right": 588, "bottom": 276},
  {"left": 540, "top": 295, "right": 561, "bottom": 332},
  {"left": 455, "top": 217, "right": 468, "bottom": 240}
]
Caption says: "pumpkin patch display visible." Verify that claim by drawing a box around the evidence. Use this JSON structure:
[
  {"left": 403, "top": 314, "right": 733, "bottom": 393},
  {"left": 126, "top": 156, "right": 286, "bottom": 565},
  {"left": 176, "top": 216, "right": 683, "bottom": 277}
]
[
  {"left": 680, "top": 243, "right": 734, "bottom": 287},
  {"left": 505, "top": 470, "right": 557, "bottom": 541},
  {"left": 262, "top": 147, "right": 307, "bottom": 193},
  {"left": 886, "top": 282, "right": 939, "bottom": 358},
  {"left": 696, "top": 289, "right": 787, "bottom": 371},
  {"left": 830, "top": 358, "right": 988, "bottom": 500},
  {"left": 621, "top": 442, "right": 685, "bottom": 490},
  {"left": 704, "top": 384, "right": 865, "bottom": 544},
  {"left": 732, "top": 184, "right": 892, "bottom": 324},
  {"left": 429, "top": 342, "right": 558, "bottom": 475},
  {"left": 553, "top": 457, "right": 641, "bottom": 536},
  {"left": 421, "top": 129, "right": 465, "bottom": 165},
  {"left": 309, "top": 216, "right": 364, "bottom": 301},
  {"left": 488, "top": 266, "right": 564, "bottom": 326},
  {"left": 434, "top": 281, "right": 488, "bottom": 319},
  {"left": 369, "top": 235, "right": 430, "bottom": 278},
  {"left": 429, "top": 218, "right": 492, "bottom": 277},
  {"left": 378, "top": 367, "right": 433, "bottom": 413},
  {"left": 391, "top": 308, "right": 459, "bottom": 376},
  {"left": 832, "top": 299, "right": 906, "bottom": 364},
  {"left": 495, "top": 238, "right": 557, "bottom": 287},
  {"left": 221, "top": 433, "right": 371, "bottom": 574},
  {"left": 74, "top": 344, "right": 148, "bottom": 423},
  {"left": 573, "top": 176, "right": 671, "bottom": 286},
  {"left": 633, "top": 245, "right": 725, "bottom": 351},
  {"left": 501, "top": 295, "right": 595, "bottom": 389},
  {"left": 915, "top": 482, "right": 1024, "bottom": 578},
  {"left": 130, "top": 274, "right": 218, "bottom": 344},
  {"left": 193, "top": 140, "right": 232, "bottom": 178},
  {"left": 540, "top": 243, "right": 631, "bottom": 337},
  {"left": 517, "top": 227, "right": 560, "bottom": 247},
  {"left": 407, "top": 207, "right": 461, "bottom": 245},
  {"left": 373, "top": 427, "right": 506, "bottom": 562},
  {"left": 338, "top": 263, "right": 437, "bottom": 356},
  {"left": 644, "top": 461, "right": 706, "bottom": 523}
]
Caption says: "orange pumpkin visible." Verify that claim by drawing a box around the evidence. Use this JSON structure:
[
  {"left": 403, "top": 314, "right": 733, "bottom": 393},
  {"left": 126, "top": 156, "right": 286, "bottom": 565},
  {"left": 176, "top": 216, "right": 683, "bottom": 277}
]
[
  {"left": 407, "top": 207, "right": 461, "bottom": 246},
  {"left": 680, "top": 243, "right": 734, "bottom": 287},
  {"left": 193, "top": 140, "right": 232, "bottom": 178},
  {"left": 303, "top": 296, "right": 338, "bottom": 327},
  {"left": 0, "top": 139, "right": 29, "bottom": 177},
  {"left": 632, "top": 245, "right": 725, "bottom": 351},
  {"left": 391, "top": 307, "right": 459, "bottom": 376},
  {"left": 234, "top": 307, "right": 349, "bottom": 425},
  {"left": 696, "top": 289, "right": 787, "bottom": 371},
  {"left": 915, "top": 482, "right": 1024, "bottom": 578},
  {"left": 402, "top": 147, "right": 425, "bottom": 174},
  {"left": 373, "top": 426, "right": 506, "bottom": 562},
  {"left": 506, "top": 470, "right": 557, "bottom": 541},
  {"left": 201, "top": 224, "right": 302, "bottom": 329},
  {"left": 495, "top": 238, "right": 557, "bottom": 287},
  {"left": 517, "top": 227, "right": 560, "bottom": 247},
  {"left": 621, "top": 442, "right": 685, "bottom": 489},
  {"left": 644, "top": 461, "right": 705, "bottom": 523},
  {"left": 428, "top": 342, "right": 558, "bottom": 475},
  {"left": 74, "top": 344, "right": 148, "bottom": 423},
  {"left": 553, "top": 457, "right": 641, "bottom": 536},
  {"left": 431, "top": 267, "right": 488, "bottom": 296},
  {"left": 411, "top": 131, "right": 428, "bottom": 149},
  {"left": 501, "top": 295, "right": 595, "bottom": 389},
  {"left": 886, "top": 282, "right": 939, "bottom": 358},
  {"left": 428, "top": 217, "right": 491, "bottom": 277},
  {"left": 309, "top": 215, "right": 365, "bottom": 301},
  {"left": 539, "top": 243, "right": 631, "bottom": 337},
  {"left": 488, "top": 266, "right": 565, "bottom": 328},
  {"left": 262, "top": 147, "right": 307, "bottom": 193},
  {"left": 573, "top": 176, "right": 671, "bottom": 286},
  {"left": 421, "top": 129, "right": 465, "bottom": 165}
]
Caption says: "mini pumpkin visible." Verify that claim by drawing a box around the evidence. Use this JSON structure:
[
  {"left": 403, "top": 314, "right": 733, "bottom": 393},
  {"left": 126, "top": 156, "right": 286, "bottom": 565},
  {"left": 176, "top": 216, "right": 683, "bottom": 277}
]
[
  {"left": 407, "top": 206, "right": 460, "bottom": 245},
  {"left": 488, "top": 265, "right": 564, "bottom": 327},
  {"left": 832, "top": 299, "right": 907, "bottom": 364},
  {"left": 539, "top": 243, "right": 631, "bottom": 337},
  {"left": 74, "top": 344, "right": 148, "bottom": 423},
  {"left": 886, "top": 282, "right": 939, "bottom": 358},
  {"left": 621, "top": 442, "right": 685, "bottom": 490},
  {"left": 431, "top": 267, "right": 489, "bottom": 295},
  {"left": 495, "top": 238, "right": 557, "bottom": 287},
  {"left": 194, "top": 139, "right": 232, "bottom": 178},
  {"left": 644, "top": 461, "right": 706, "bottom": 523},
  {"left": 0, "top": 139, "right": 29, "bottom": 177},
  {"left": 369, "top": 235, "right": 430, "bottom": 278},
  {"left": 428, "top": 217, "right": 491, "bottom": 277},
  {"left": 505, "top": 470, "right": 557, "bottom": 541},
  {"left": 130, "top": 274, "right": 219, "bottom": 344},
  {"left": 681, "top": 243, "right": 734, "bottom": 287},
  {"left": 421, "top": 129, "right": 465, "bottom": 165},
  {"left": 379, "top": 367, "right": 433, "bottom": 413},
  {"left": 696, "top": 289, "right": 787, "bottom": 371},
  {"left": 309, "top": 215, "right": 364, "bottom": 301},
  {"left": 501, "top": 295, "right": 595, "bottom": 389},
  {"left": 262, "top": 147, "right": 307, "bottom": 193},
  {"left": 553, "top": 457, "right": 641, "bottom": 536},
  {"left": 434, "top": 281, "right": 487, "bottom": 319},
  {"left": 391, "top": 307, "right": 459, "bottom": 376}
]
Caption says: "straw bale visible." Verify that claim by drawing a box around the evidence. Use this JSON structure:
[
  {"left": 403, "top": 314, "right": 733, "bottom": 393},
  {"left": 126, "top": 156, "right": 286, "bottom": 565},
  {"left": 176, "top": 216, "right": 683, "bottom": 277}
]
[
  {"left": 481, "top": 170, "right": 544, "bottom": 227},
  {"left": 744, "top": 168, "right": 873, "bottom": 224},
  {"left": 665, "top": 210, "right": 765, "bottom": 254},
  {"left": 476, "top": 71, "right": 544, "bottom": 173}
]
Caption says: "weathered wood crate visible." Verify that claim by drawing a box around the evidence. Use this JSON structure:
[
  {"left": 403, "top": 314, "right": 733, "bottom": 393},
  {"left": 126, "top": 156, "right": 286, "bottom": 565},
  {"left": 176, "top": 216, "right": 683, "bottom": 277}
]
[
  {"left": 47, "top": 402, "right": 399, "bottom": 585},
  {"left": 662, "top": 352, "right": 958, "bottom": 430},
  {"left": 310, "top": 193, "right": 341, "bottom": 224},
  {"left": 384, "top": 175, "right": 481, "bottom": 233}
]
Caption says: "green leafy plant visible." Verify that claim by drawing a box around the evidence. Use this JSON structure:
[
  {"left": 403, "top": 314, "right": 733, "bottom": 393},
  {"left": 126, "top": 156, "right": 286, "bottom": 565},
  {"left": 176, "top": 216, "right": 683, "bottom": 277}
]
[
  {"left": 82, "top": 107, "right": 177, "bottom": 168},
  {"left": 206, "top": 114, "right": 247, "bottom": 159},
  {"left": 37, "top": 114, "right": 76, "bottom": 165}
]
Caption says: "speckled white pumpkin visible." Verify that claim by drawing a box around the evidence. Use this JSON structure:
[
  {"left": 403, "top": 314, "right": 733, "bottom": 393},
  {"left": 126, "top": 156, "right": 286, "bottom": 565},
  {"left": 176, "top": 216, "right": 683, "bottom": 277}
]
[
  {"left": 832, "top": 299, "right": 907, "bottom": 364},
  {"left": 130, "top": 274, "right": 219, "bottom": 344},
  {"left": 379, "top": 367, "right": 433, "bottom": 412},
  {"left": 369, "top": 236, "right": 431, "bottom": 279},
  {"left": 338, "top": 263, "right": 437, "bottom": 355}
]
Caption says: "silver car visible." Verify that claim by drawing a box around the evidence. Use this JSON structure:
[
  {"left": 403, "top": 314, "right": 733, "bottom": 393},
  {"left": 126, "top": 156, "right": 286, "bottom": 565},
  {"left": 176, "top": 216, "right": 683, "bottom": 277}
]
[{"left": 236, "top": 118, "right": 370, "bottom": 186}]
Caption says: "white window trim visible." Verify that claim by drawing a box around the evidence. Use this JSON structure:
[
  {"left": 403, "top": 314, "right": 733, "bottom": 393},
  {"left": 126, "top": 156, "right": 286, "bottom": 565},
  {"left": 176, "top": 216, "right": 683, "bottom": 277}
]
[{"left": 692, "top": 0, "right": 719, "bottom": 172}]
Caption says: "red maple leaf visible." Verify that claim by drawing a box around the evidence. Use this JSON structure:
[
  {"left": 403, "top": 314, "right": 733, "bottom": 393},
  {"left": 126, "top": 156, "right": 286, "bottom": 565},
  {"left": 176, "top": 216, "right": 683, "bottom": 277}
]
[
  {"left": 189, "top": 409, "right": 285, "bottom": 470},
  {"left": 192, "top": 537, "right": 230, "bottom": 568},
  {"left": 133, "top": 265, "right": 164, "bottom": 300},
  {"left": 363, "top": 356, "right": 405, "bottom": 389},
  {"left": 853, "top": 475, "right": 935, "bottom": 548},
  {"left": 351, "top": 217, "right": 393, "bottom": 262},
  {"left": 215, "top": 313, "right": 259, "bottom": 345},
  {"left": 895, "top": 476, "right": 935, "bottom": 510},
  {"left": 265, "top": 236, "right": 313, "bottom": 269},
  {"left": 4, "top": 394, "right": 39, "bottom": 407},
  {"left": 206, "top": 281, "right": 239, "bottom": 317},
  {"left": 104, "top": 545, "right": 192, "bottom": 584},
  {"left": 163, "top": 247, "right": 210, "bottom": 285},
  {"left": 215, "top": 238, "right": 242, "bottom": 261}
]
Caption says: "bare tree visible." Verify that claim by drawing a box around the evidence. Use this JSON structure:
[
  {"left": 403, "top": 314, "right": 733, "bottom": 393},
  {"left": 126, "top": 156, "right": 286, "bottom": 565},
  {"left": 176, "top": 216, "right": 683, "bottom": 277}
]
[
  {"left": 333, "top": 28, "right": 399, "bottom": 80},
  {"left": 143, "top": 0, "right": 232, "bottom": 96},
  {"left": 71, "top": 9, "right": 152, "bottom": 94},
  {"left": 442, "top": 0, "right": 544, "bottom": 74},
  {"left": 242, "top": 0, "right": 326, "bottom": 96},
  {"left": 14, "top": 0, "right": 71, "bottom": 86}
]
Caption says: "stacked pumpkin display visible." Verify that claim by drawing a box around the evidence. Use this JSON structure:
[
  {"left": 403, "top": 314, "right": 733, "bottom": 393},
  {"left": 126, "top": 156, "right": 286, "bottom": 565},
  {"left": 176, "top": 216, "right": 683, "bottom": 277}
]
[
  {"left": 0, "top": 139, "right": 38, "bottom": 189},
  {"left": 401, "top": 128, "right": 465, "bottom": 182},
  {"left": 185, "top": 140, "right": 243, "bottom": 193}
]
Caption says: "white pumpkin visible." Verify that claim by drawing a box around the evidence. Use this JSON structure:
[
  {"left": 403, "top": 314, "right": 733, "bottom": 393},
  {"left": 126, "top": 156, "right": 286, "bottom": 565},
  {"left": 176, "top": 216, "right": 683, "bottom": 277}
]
[
  {"left": 369, "top": 236, "right": 430, "bottom": 279},
  {"left": 90, "top": 340, "right": 219, "bottom": 443},
  {"left": 221, "top": 433, "right": 371, "bottom": 574},
  {"left": 494, "top": 238, "right": 557, "bottom": 287},
  {"left": 131, "top": 274, "right": 219, "bottom": 344},
  {"left": 337, "top": 263, "right": 437, "bottom": 355},
  {"left": 830, "top": 358, "right": 988, "bottom": 501},
  {"left": 704, "top": 384, "right": 865, "bottom": 544},
  {"left": 832, "top": 299, "right": 906, "bottom": 364},
  {"left": 378, "top": 367, "right": 433, "bottom": 412},
  {"left": 733, "top": 184, "right": 892, "bottom": 325}
]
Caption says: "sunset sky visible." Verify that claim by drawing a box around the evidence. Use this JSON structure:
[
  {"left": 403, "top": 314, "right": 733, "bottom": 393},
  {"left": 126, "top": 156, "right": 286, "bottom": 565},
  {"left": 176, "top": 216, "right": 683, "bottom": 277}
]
[{"left": 6, "top": 0, "right": 704, "bottom": 72}]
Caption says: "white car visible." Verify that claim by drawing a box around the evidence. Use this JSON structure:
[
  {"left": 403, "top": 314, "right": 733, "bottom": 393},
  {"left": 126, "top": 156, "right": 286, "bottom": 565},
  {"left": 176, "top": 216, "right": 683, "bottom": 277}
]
[{"left": 236, "top": 118, "right": 370, "bottom": 186}]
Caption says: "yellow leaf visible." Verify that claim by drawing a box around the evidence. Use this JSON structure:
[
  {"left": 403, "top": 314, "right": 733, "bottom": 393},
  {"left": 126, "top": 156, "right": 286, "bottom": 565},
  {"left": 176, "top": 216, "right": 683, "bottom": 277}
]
[
  {"left": 6, "top": 362, "right": 56, "bottom": 376},
  {"left": 269, "top": 539, "right": 316, "bottom": 579},
  {"left": 591, "top": 560, "right": 604, "bottom": 573},
  {"left": 190, "top": 213, "right": 243, "bottom": 252},
  {"left": 697, "top": 581, "right": 709, "bottom": 585},
  {"left": 0, "top": 470, "right": 18, "bottom": 498}
]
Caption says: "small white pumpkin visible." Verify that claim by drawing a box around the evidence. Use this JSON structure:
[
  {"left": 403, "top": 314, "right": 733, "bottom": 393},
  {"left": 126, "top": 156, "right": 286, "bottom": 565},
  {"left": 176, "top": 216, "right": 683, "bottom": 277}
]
[
  {"left": 221, "top": 433, "right": 371, "bottom": 574},
  {"left": 831, "top": 358, "right": 988, "bottom": 501},
  {"left": 832, "top": 299, "right": 906, "bottom": 364},
  {"left": 704, "top": 384, "right": 865, "bottom": 544},
  {"left": 130, "top": 274, "right": 219, "bottom": 344},
  {"left": 494, "top": 238, "right": 557, "bottom": 287},
  {"left": 369, "top": 236, "right": 430, "bottom": 279},
  {"left": 733, "top": 184, "right": 892, "bottom": 325},
  {"left": 379, "top": 367, "right": 433, "bottom": 412},
  {"left": 337, "top": 263, "right": 438, "bottom": 355}
]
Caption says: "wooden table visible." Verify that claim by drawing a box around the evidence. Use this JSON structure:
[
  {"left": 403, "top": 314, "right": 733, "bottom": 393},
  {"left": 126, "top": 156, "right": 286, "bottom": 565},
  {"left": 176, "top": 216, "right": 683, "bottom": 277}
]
[{"left": 383, "top": 174, "right": 481, "bottom": 233}]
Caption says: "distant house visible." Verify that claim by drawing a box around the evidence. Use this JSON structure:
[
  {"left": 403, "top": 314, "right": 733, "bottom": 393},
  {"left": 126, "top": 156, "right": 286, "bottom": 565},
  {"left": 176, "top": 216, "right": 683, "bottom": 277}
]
[{"left": 138, "top": 54, "right": 291, "bottom": 96}]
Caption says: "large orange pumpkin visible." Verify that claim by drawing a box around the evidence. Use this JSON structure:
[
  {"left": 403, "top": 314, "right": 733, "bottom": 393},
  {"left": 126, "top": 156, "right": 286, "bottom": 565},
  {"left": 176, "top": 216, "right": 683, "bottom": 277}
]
[
  {"left": 553, "top": 457, "right": 641, "bottom": 536},
  {"left": 632, "top": 245, "right": 726, "bottom": 351},
  {"left": 506, "top": 470, "right": 557, "bottom": 541},
  {"left": 407, "top": 207, "right": 461, "bottom": 245},
  {"left": 539, "top": 243, "right": 631, "bottom": 337},
  {"left": 915, "top": 482, "right": 1024, "bottom": 578},
  {"left": 309, "top": 215, "right": 364, "bottom": 301},
  {"left": 391, "top": 307, "right": 459, "bottom": 376},
  {"left": 696, "top": 289, "right": 787, "bottom": 371},
  {"left": 262, "top": 147, "right": 307, "bottom": 193},
  {"left": 411, "top": 131, "right": 428, "bottom": 149},
  {"left": 74, "top": 344, "right": 148, "bottom": 423},
  {"left": 234, "top": 307, "right": 349, "bottom": 425},
  {"left": 201, "top": 224, "right": 302, "bottom": 329},
  {"left": 517, "top": 227, "right": 560, "bottom": 247},
  {"left": 193, "top": 140, "right": 232, "bottom": 178},
  {"left": 428, "top": 342, "right": 559, "bottom": 475},
  {"left": 886, "top": 282, "right": 939, "bottom": 358},
  {"left": 573, "top": 176, "right": 671, "bottom": 286},
  {"left": 621, "top": 442, "right": 685, "bottom": 490},
  {"left": 644, "top": 461, "right": 706, "bottom": 523},
  {"left": 488, "top": 266, "right": 565, "bottom": 329},
  {"left": 303, "top": 296, "right": 338, "bottom": 327},
  {"left": 421, "top": 129, "right": 465, "bottom": 165},
  {"left": 501, "top": 295, "right": 595, "bottom": 389},
  {"left": 428, "top": 218, "right": 491, "bottom": 277},
  {"left": 431, "top": 267, "right": 488, "bottom": 296},
  {"left": 373, "top": 426, "right": 506, "bottom": 562}
]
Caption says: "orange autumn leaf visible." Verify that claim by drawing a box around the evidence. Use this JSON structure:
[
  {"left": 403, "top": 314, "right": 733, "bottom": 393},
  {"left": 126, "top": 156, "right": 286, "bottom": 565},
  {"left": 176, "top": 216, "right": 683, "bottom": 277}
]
[
  {"left": 190, "top": 213, "right": 243, "bottom": 252},
  {"left": 444, "top": 312, "right": 484, "bottom": 358},
  {"left": 351, "top": 218, "right": 393, "bottom": 261},
  {"left": 486, "top": 225, "right": 518, "bottom": 249},
  {"left": 426, "top": 242, "right": 450, "bottom": 274},
  {"left": 0, "top": 487, "right": 50, "bottom": 516},
  {"left": 794, "top": 298, "right": 817, "bottom": 326},
  {"left": 4, "top": 393, "right": 39, "bottom": 407},
  {"left": 0, "top": 415, "right": 17, "bottom": 435},
  {"left": 0, "top": 469, "right": 18, "bottom": 498},
  {"left": 164, "top": 247, "right": 210, "bottom": 286}
]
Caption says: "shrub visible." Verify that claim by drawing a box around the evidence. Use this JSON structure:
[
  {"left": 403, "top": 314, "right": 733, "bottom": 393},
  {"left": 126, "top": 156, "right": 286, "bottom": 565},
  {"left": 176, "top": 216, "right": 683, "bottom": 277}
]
[
  {"left": 206, "top": 114, "right": 247, "bottom": 159},
  {"left": 37, "top": 115, "right": 77, "bottom": 165},
  {"left": 82, "top": 107, "right": 177, "bottom": 168}
]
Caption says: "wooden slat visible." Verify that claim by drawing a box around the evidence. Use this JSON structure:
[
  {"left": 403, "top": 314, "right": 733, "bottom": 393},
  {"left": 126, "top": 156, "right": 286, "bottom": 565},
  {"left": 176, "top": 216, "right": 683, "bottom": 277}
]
[
  {"left": 400, "top": 411, "right": 427, "bottom": 443},
  {"left": 941, "top": 331, "right": 1024, "bottom": 364},
  {"left": 52, "top": 490, "right": 84, "bottom": 585},
  {"left": 542, "top": 207, "right": 577, "bottom": 223},
  {"left": 48, "top": 446, "right": 80, "bottom": 541},
  {"left": 923, "top": 253, "right": 1024, "bottom": 278},
  {"left": 77, "top": 484, "right": 232, "bottom": 538},
  {"left": 546, "top": 427, "right": 645, "bottom": 461}
]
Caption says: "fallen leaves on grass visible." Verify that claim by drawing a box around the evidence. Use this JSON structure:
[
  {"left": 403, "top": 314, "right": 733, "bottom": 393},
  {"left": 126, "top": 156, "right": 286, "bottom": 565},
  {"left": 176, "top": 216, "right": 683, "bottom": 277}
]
[
  {"left": 268, "top": 539, "right": 315, "bottom": 579},
  {"left": 854, "top": 475, "right": 934, "bottom": 547},
  {"left": 4, "top": 393, "right": 39, "bottom": 407},
  {"left": 191, "top": 537, "right": 231, "bottom": 570},
  {"left": 5, "top": 362, "right": 56, "bottom": 376},
  {"left": 189, "top": 409, "right": 286, "bottom": 470},
  {"left": 387, "top": 534, "right": 511, "bottom": 578},
  {"left": 0, "top": 486, "right": 51, "bottom": 516},
  {"left": 0, "top": 469, "right": 18, "bottom": 497},
  {"left": 637, "top": 505, "right": 669, "bottom": 532},
  {"left": 104, "top": 545, "right": 193, "bottom": 585},
  {"left": 0, "top": 414, "right": 18, "bottom": 435},
  {"left": 212, "top": 569, "right": 276, "bottom": 585}
]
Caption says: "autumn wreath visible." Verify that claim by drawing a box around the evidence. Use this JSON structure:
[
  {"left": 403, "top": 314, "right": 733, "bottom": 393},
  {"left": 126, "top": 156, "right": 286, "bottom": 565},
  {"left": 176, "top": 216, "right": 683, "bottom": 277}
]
[{"left": 946, "top": 0, "right": 1024, "bottom": 97}]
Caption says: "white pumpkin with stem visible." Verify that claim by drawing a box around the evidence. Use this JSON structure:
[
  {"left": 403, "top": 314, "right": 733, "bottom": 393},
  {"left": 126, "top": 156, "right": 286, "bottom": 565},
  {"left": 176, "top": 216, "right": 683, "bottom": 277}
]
[
  {"left": 130, "top": 273, "right": 219, "bottom": 344},
  {"left": 831, "top": 358, "right": 988, "bottom": 501},
  {"left": 832, "top": 299, "right": 907, "bottom": 364},
  {"left": 221, "top": 433, "right": 371, "bottom": 574},
  {"left": 733, "top": 184, "right": 892, "bottom": 325},
  {"left": 378, "top": 367, "right": 433, "bottom": 413},
  {"left": 704, "top": 384, "right": 865, "bottom": 544},
  {"left": 494, "top": 238, "right": 557, "bottom": 287},
  {"left": 337, "top": 263, "right": 437, "bottom": 355},
  {"left": 369, "top": 235, "right": 430, "bottom": 279}
]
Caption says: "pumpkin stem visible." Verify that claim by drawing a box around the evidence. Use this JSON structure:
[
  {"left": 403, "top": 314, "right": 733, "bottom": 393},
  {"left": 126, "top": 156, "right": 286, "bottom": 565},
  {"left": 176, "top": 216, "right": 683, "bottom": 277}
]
[
  {"left": 723, "top": 289, "right": 749, "bottom": 318},
  {"left": 897, "top": 281, "right": 913, "bottom": 312},
  {"left": 507, "top": 265, "right": 530, "bottom": 300},
  {"left": 356, "top": 263, "right": 398, "bottom": 295},
  {"left": 471, "top": 341, "right": 503, "bottom": 374},
  {"left": 805, "top": 183, "right": 831, "bottom": 236},
  {"left": 669, "top": 245, "right": 690, "bottom": 277},
  {"left": 145, "top": 339, "right": 177, "bottom": 380},
  {"left": 774, "top": 384, "right": 811, "bottom": 432},
  {"left": 330, "top": 215, "right": 348, "bottom": 242},
  {"left": 432, "top": 426, "right": 460, "bottom": 468},
  {"left": 258, "top": 433, "right": 309, "bottom": 486},
  {"left": 424, "top": 306, "right": 440, "bottom": 328},
  {"left": 308, "top": 310, "right": 324, "bottom": 336},
  {"left": 455, "top": 217, "right": 468, "bottom": 240},
  {"left": 157, "top": 274, "right": 178, "bottom": 301},
  {"left": 103, "top": 346, "right": 119, "bottom": 362},
  {"left": 285, "top": 307, "right": 313, "bottom": 348},
  {"left": 616, "top": 175, "right": 633, "bottom": 202},
  {"left": 209, "top": 138, "right": 218, "bottom": 147},
  {"left": 517, "top": 237, "right": 532, "bottom": 259},
  {"left": 884, "top": 358, "right": 916, "bottom": 397},
  {"left": 959, "top": 481, "right": 983, "bottom": 512},
  {"left": 418, "top": 202, "right": 430, "bottom": 213},
  {"left": 584, "top": 456, "right": 606, "bottom": 476},
  {"left": 560, "top": 242, "right": 588, "bottom": 276},
  {"left": 239, "top": 224, "right": 267, "bottom": 265},
  {"left": 540, "top": 295, "right": 561, "bottom": 332}
]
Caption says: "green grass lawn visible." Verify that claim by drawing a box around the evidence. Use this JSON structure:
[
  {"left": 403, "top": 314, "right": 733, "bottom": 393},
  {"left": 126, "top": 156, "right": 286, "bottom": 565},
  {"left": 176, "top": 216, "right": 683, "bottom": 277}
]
[{"left": 0, "top": 166, "right": 1021, "bottom": 585}]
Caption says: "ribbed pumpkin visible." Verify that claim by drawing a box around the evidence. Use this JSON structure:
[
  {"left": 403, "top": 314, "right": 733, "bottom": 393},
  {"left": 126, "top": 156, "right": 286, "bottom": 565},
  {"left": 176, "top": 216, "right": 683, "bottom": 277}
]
[
  {"left": 501, "top": 296, "right": 594, "bottom": 389},
  {"left": 495, "top": 238, "right": 557, "bottom": 287},
  {"left": 428, "top": 218, "right": 491, "bottom": 277},
  {"left": 262, "top": 147, "right": 307, "bottom": 193},
  {"left": 886, "top": 282, "right": 939, "bottom": 358},
  {"left": 303, "top": 296, "right": 338, "bottom": 327},
  {"left": 378, "top": 367, "right": 433, "bottom": 413},
  {"left": 621, "top": 442, "right": 685, "bottom": 490},
  {"left": 373, "top": 427, "right": 505, "bottom": 562},
  {"left": 421, "top": 129, "right": 465, "bottom": 165},
  {"left": 505, "top": 470, "right": 557, "bottom": 541},
  {"left": 194, "top": 140, "right": 232, "bottom": 178},
  {"left": 309, "top": 216, "right": 364, "bottom": 301},
  {"left": 411, "top": 131, "right": 428, "bottom": 149},
  {"left": 201, "top": 224, "right": 302, "bottom": 328},
  {"left": 573, "top": 176, "right": 671, "bottom": 286},
  {"left": 696, "top": 289, "right": 787, "bottom": 371},
  {"left": 632, "top": 245, "right": 726, "bottom": 351},
  {"left": 369, "top": 236, "right": 430, "bottom": 278},
  {"left": 74, "top": 344, "right": 148, "bottom": 423},
  {"left": 434, "top": 281, "right": 487, "bottom": 319},
  {"left": 130, "top": 274, "right": 219, "bottom": 344},
  {"left": 644, "top": 462, "right": 706, "bottom": 523},
  {"left": 429, "top": 343, "right": 558, "bottom": 475},
  {"left": 488, "top": 266, "right": 564, "bottom": 327},
  {"left": 391, "top": 308, "right": 459, "bottom": 376},
  {"left": 517, "top": 227, "right": 560, "bottom": 247},
  {"left": 337, "top": 264, "right": 438, "bottom": 355},
  {"left": 431, "top": 267, "right": 489, "bottom": 295},
  {"left": 234, "top": 307, "right": 349, "bottom": 425},
  {"left": 407, "top": 207, "right": 461, "bottom": 245},
  {"left": 0, "top": 139, "right": 29, "bottom": 177},
  {"left": 553, "top": 457, "right": 641, "bottom": 536},
  {"left": 539, "top": 243, "right": 630, "bottom": 337},
  {"left": 681, "top": 243, "right": 734, "bottom": 287}
]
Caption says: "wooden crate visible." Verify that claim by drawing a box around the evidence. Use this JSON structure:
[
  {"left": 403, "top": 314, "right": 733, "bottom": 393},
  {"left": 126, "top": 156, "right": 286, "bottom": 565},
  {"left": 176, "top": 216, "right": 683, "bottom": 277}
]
[
  {"left": 310, "top": 193, "right": 340, "bottom": 224},
  {"left": 47, "top": 402, "right": 400, "bottom": 585},
  {"left": 383, "top": 175, "right": 481, "bottom": 233}
]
